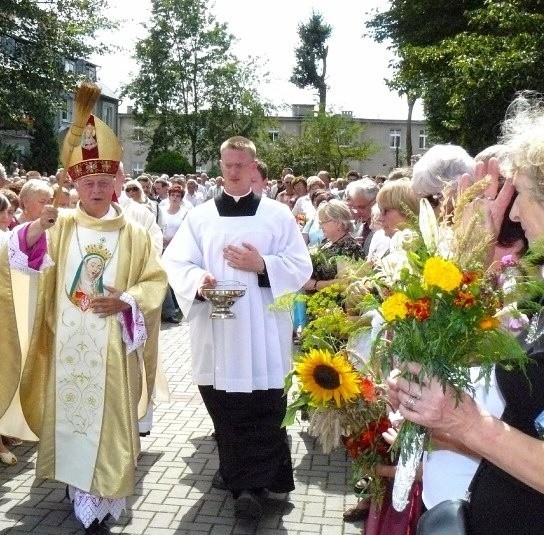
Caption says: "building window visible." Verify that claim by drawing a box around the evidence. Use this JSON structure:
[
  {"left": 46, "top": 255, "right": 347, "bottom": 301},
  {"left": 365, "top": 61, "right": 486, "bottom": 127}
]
[
  {"left": 102, "top": 103, "right": 115, "bottom": 128},
  {"left": 133, "top": 126, "right": 144, "bottom": 142},
  {"left": 64, "top": 60, "right": 75, "bottom": 73},
  {"left": 268, "top": 129, "right": 279, "bottom": 142},
  {"left": 85, "top": 65, "right": 97, "bottom": 81},
  {"left": 61, "top": 97, "right": 74, "bottom": 123},
  {"left": 132, "top": 162, "right": 144, "bottom": 175},
  {"left": 419, "top": 129, "right": 428, "bottom": 150},
  {"left": 389, "top": 129, "right": 401, "bottom": 149}
]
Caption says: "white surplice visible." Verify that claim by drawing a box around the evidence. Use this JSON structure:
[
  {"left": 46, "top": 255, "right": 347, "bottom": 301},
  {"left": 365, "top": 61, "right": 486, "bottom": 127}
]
[{"left": 162, "top": 196, "right": 312, "bottom": 392}]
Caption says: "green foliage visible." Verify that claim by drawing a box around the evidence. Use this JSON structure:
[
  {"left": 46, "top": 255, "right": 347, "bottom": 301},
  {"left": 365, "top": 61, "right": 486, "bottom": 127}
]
[
  {"left": 290, "top": 11, "right": 332, "bottom": 110},
  {"left": 0, "top": 142, "right": 25, "bottom": 171},
  {"left": 366, "top": 1, "right": 544, "bottom": 154},
  {"left": 301, "top": 283, "right": 366, "bottom": 354},
  {"left": 26, "top": 106, "right": 59, "bottom": 174},
  {"left": 145, "top": 150, "right": 192, "bottom": 175},
  {"left": 1, "top": 0, "right": 115, "bottom": 129},
  {"left": 366, "top": 1, "right": 478, "bottom": 47},
  {"left": 258, "top": 111, "right": 377, "bottom": 178},
  {"left": 123, "top": 0, "right": 270, "bottom": 169}
]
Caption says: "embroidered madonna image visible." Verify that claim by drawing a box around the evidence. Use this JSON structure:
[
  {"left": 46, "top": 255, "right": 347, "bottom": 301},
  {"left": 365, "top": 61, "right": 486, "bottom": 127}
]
[{"left": 68, "top": 238, "right": 112, "bottom": 311}]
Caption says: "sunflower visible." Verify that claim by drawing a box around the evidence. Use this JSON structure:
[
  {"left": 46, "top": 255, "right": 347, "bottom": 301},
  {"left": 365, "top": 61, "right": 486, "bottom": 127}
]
[{"left": 295, "top": 349, "right": 360, "bottom": 407}]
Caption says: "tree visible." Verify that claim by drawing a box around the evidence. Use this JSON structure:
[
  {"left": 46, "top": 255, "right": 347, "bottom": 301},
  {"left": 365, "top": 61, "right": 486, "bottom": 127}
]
[
  {"left": 258, "top": 112, "right": 377, "bottom": 178},
  {"left": 123, "top": 0, "right": 270, "bottom": 170},
  {"left": 1, "top": 0, "right": 114, "bottom": 128},
  {"left": 27, "top": 105, "right": 59, "bottom": 174},
  {"left": 290, "top": 12, "right": 332, "bottom": 112},
  {"left": 367, "top": 1, "right": 544, "bottom": 154},
  {"left": 366, "top": 1, "right": 479, "bottom": 47},
  {"left": 145, "top": 150, "right": 192, "bottom": 176},
  {"left": 0, "top": 142, "right": 25, "bottom": 171}
]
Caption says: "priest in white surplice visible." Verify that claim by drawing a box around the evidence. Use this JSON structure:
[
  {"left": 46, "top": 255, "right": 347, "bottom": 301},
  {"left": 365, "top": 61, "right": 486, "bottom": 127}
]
[{"left": 162, "top": 136, "right": 312, "bottom": 520}]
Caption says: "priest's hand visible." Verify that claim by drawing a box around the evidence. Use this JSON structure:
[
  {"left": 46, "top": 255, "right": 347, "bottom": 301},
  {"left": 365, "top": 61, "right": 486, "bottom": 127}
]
[
  {"left": 223, "top": 242, "right": 265, "bottom": 273},
  {"left": 90, "top": 285, "right": 131, "bottom": 317},
  {"left": 197, "top": 272, "right": 216, "bottom": 298}
]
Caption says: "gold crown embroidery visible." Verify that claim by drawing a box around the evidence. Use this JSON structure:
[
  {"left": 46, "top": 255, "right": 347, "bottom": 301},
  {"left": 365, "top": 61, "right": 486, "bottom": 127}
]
[{"left": 84, "top": 237, "right": 112, "bottom": 262}]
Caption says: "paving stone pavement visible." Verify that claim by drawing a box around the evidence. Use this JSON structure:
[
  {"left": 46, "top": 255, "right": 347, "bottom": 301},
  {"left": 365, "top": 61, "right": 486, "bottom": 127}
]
[{"left": 0, "top": 321, "right": 365, "bottom": 535}]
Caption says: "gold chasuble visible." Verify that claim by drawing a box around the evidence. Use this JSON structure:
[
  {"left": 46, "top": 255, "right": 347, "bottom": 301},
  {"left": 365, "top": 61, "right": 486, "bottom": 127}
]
[
  {"left": 0, "top": 241, "right": 24, "bottom": 419},
  {"left": 20, "top": 204, "right": 167, "bottom": 499}
]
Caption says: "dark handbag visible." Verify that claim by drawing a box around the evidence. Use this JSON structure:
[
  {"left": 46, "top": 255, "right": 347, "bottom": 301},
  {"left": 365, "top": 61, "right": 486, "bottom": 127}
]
[{"left": 416, "top": 499, "right": 469, "bottom": 535}]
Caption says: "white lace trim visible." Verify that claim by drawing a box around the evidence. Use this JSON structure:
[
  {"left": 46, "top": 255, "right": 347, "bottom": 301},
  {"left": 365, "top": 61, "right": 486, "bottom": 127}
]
[
  {"left": 8, "top": 224, "right": 54, "bottom": 273},
  {"left": 117, "top": 291, "right": 147, "bottom": 353},
  {"left": 69, "top": 486, "right": 126, "bottom": 528}
]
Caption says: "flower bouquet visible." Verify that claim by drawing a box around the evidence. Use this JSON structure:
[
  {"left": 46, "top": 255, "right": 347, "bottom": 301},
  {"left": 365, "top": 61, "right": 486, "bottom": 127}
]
[
  {"left": 283, "top": 347, "right": 394, "bottom": 505},
  {"left": 358, "top": 198, "right": 530, "bottom": 510},
  {"left": 299, "top": 282, "right": 360, "bottom": 353}
]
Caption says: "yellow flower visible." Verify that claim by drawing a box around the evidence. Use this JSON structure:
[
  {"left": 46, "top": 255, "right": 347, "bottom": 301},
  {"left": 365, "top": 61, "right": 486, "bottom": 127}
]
[
  {"left": 423, "top": 257, "right": 462, "bottom": 292},
  {"left": 295, "top": 349, "right": 360, "bottom": 407},
  {"left": 480, "top": 316, "right": 500, "bottom": 330},
  {"left": 381, "top": 292, "right": 410, "bottom": 322}
]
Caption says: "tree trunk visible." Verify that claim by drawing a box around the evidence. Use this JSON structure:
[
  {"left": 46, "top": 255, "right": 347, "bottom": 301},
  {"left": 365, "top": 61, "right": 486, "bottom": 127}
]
[
  {"left": 318, "top": 83, "right": 327, "bottom": 113},
  {"left": 406, "top": 96, "right": 416, "bottom": 166},
  {"left": 318, "top": 50, "right": 328, "bottom": 113}
]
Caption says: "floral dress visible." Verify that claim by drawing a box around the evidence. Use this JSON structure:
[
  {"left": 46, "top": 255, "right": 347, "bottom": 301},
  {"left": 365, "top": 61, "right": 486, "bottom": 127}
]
[{"left": 311, "top": 235, "right": 364, "bottom": 281}]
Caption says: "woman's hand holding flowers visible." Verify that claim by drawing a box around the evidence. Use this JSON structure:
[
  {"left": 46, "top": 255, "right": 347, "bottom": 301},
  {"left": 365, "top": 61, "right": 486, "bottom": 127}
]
[{"left": 388, "top": 362, "right": 483, "bottom": 443}]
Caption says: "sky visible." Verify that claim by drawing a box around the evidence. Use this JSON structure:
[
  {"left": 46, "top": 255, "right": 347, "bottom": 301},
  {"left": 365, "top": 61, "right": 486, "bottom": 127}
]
[{"left": 90, "top": 0, "right": 424, "bottom": 121}]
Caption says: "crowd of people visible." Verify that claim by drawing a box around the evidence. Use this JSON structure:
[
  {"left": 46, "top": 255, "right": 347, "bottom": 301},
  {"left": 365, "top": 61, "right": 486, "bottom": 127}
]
[{"left": 1, "top": 90, "right": 544, "bottom": 535}]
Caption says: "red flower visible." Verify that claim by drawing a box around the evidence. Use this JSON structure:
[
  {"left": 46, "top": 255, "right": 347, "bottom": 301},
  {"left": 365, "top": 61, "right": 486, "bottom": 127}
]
[
  {"left": 462, "top": 271, "right": 479, "bottom": 286},
  {"left": 359, "top": 429, "right": 375, "bottom": 450},
  {"left": 342, "top": 416, "right": 392, "bottom": 460},
  {"left": 406, "top": 297, "right": 431, "bottom": 321},
  {"left": 342, "top": 434, "right": 361, "bottom": 459},
  {"left": 454, "top": 290, "right": 477, "bottom": 308}
]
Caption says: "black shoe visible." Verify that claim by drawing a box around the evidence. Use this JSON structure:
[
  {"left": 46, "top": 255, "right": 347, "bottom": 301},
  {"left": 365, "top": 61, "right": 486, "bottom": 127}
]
[
  {"left": 162, "top": 316, "right": 179, "bottom": 324},
  {"left": 343, "top": 499, "right": 371, "bottom": 522},
  {"left": 211, "top": 470, "right": 227, "bottom": 490},
  {"left": 84, "top": 519, "right": 111, "bottom": 534},
  {"left": 234, "top": 490, "right": 263, "bottom": 520}
]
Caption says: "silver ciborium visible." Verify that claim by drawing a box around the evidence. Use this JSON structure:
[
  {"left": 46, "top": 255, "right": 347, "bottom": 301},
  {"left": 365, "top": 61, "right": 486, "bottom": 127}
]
[{"left": 200, "top": 280, "right": 247, "bottom": 319}]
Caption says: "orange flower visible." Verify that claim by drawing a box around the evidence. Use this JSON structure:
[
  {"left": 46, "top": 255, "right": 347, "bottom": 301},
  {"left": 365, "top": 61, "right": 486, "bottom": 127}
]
[
  {"left": 406, "top": 297, "right": 431, "bottom": 321},
  {"left": 480, "top": 316, "right": 500, "bottom": 330},
  {"left": 461, "top": 271, "right": 479, "bottom": 286},
  {"left": 359, "top": 377, "right": 376, "bottom": 402},
  {"left": 454, "top": 290, "right": 477, "bottom": 308}
]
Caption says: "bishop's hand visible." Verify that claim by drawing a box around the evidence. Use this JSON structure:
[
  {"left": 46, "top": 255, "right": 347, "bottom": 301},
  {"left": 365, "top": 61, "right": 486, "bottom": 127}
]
[
  {"left": 90, "top": 285, "right": 131, "bottom": 317},
  {"left": 39, "top": 205, "right": 59, "bottom": 230}
]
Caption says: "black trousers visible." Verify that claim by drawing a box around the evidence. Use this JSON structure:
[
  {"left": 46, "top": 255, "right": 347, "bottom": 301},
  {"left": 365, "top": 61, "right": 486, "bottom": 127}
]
[{"left": 199, "top": 386, "right": 295, "bottom": 494}]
